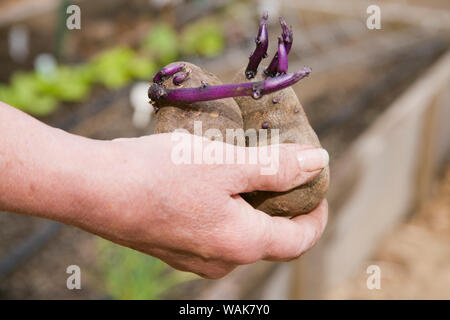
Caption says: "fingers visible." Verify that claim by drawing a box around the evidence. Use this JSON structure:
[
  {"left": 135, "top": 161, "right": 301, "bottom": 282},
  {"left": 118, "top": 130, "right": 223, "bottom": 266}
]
[
  {"left": 224, "top": 197, "right": 328, "bottom": 264},
  {"left": 263, "top": 200, "right": 328, "bottom": 261},
  {"left": 148, "top": 247, "right": 237, "bottom": 279},
  {"left": 165, "top": 133, "right": 328, "bottom": 194},
  {"left": 164, "top": 258, "right": 236, "bottom": 280},
  {"left": 231, "top": 144, "right": 329, "bottom": 194},
  {"left": 154, "top": 200, "right": 327, "bottom": 278}
]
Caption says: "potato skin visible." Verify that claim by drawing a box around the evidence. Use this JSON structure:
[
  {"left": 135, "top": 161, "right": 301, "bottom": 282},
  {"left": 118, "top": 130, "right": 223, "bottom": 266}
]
[
  {"left": 233, "top": 69, "right": 329, "bottom": 216},
  {"left": 154, "top": 62, "right": 243, "bottom": 137}
]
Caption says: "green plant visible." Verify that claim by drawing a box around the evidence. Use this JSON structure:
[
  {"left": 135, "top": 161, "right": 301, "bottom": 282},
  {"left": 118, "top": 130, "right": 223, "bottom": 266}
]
[
  {"left": 142, "top": 24, "right": 179, "bottom": 65},
  {"left": 0, "top": 19, "right": 225, "bottom": 117},
  {"left": 97, "top": 240, "right": 193, "bottom": 300},
  {"left": 180, "top": 18, "right": 225, "bottom": 57},
  {"left": 0, "top": 73, "right": 58, "bottom": 116},
  {"left": 90, "top": 47, "right": 156, "bottom": 89},
  {"left": 37, "top": 65, "right": 93, "bottom": 101},
  {"left": 0, "top": 47, "right": 157, "bottom": 116}
]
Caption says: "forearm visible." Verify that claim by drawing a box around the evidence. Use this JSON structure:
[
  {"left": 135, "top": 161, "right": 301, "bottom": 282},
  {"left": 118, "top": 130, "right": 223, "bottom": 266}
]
[{"left": 0, "top": 102, "right": 118, "bottom": 228}]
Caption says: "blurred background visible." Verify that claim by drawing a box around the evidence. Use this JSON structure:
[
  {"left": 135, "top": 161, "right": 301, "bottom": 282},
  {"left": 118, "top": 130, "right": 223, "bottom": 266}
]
[{"left": 0, "top": 0, "right": 449, "bottom": 299}]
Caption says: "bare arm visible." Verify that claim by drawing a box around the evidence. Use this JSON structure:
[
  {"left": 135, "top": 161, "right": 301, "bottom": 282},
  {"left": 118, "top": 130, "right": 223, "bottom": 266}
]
[
  {"left": 0, "top": 102, "right": 107, "bottom": 223},
  {"left": 0, "top": 101, "right": 329, "bottom": 279}
]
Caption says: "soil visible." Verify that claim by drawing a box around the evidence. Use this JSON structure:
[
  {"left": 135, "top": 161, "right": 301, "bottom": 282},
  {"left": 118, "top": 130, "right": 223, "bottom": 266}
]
[{"left": 0, "top": 219, "right": 104, "bottom": 299}]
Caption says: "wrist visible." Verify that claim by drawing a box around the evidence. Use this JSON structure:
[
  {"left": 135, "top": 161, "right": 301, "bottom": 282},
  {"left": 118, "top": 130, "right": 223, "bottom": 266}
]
[
  {"left": 44, "top": 133, "right": 132, "bottom": 234},
  {"left": 57, "top": 136, "right": 158, "bottom": 239},
  {"left": 0, "top": 104, "right": 155, "bottom": 240},
  {"left": 21, "top": 127, "right": 114, "bottom": 226}
]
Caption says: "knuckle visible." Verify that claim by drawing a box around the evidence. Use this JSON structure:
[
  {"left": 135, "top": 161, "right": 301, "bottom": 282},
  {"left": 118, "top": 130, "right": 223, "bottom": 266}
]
[
  {"left": 217, "top": 233, "right": 262, "bottom": 265},
  {"left": 229, "top": 249, "right": 259, "bottom": 265},
  {"left": 259, "top": 169, "right": 290, "bottom": 192},
  {"left": 232, "top": 226, "right": 268, "bottom": 264},
  {"left": 199, "top": 271, "right": 226, "bottom": 280},
  {"left": 277, "top": 165, "right": 295, "bottom": 190},
  {"left": 199, "top": 265, "right": 232, "bottom": 280},
  {"left": 234, "top": 165, "right": 252, "bottom": 190},
  {"left": 299, "top": 224, "right": 319, "bottom": 252},
  {"left": 265, "top": 166, "right": 294, "bottom": 192},
  {"left": 274, "top": 147, "right": 299, "bottom": 191}
]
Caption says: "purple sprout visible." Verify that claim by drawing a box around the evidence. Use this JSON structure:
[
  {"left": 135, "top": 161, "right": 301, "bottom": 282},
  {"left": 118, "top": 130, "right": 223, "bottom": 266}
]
[
  {"left": 245, "top": 11, "right": 269, "bottom": 79},
  {"left": 265, "top": 18, "right": 293, "bottom": 77},
  {"left": 173, "top": 72, "right": 190, "bottom": 86},
  {"left": 148, "top": 68, "right": 311, "bottom": 107},
  {"left": 277, "top": 37, "right": 288, "bottom": 75},
  {"left": 280, "top": 17, "right": 293, "bottom": 52},
  {"left": 153, "top": 62, "right": 185, "bottom": 84},
  {"left": 272, "top": 95, "right": 281, "bottom": 104},
  {"left": 149, "top": 13, "right": 311, "bottom": 109}
]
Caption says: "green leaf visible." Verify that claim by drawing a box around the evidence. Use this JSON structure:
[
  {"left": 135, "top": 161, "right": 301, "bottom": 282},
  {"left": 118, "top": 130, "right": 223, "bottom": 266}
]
[
  {"left": 180, "top": 19, "right": 225, "bottom": 57},
  {"left": 6, "top": 72, "right": 58, "bottom": 116},
  {"left": 25, "top": 95, "right": 58, "bottom": 116},
  {"left": 97, "top": 240, "right": 192, "bottom": 300},
  {"left": 128, "top": 56, "right": 156, "bottom": 80},
  {"left": 0, "top": 85, "right": 20, "bottom": 108},
  {"left": 0, "top": 45, "right": 159, "bottom": 116},
  {"left": 0, "top": 82, "right": 57, "bottom": 116},
  {"left": 142, "top": 24, "right": 178, "bottom": 65},
  {"left": 36, "top": 66, "right": 91, "bottom": 102},
  {"left": 91, "top": 47, "right": 136, "bottom": 89}
]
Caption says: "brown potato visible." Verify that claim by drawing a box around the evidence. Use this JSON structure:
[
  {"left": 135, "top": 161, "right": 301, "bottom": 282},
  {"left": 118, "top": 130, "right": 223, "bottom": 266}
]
[
  {"left": 154, "top": 62, "right": 243, "bottom": 138},
  {"left": 151, "top": 61, "right": 328, "bottom": 217},
  {"left": 233, "top": 69, "right": 329, "bottom": 216}
]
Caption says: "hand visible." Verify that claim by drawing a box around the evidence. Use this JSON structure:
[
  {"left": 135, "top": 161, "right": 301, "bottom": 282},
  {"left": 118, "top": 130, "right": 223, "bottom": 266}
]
[
  {"left": 0, "top": 103, "right": 328, "bottom": 279},
  {"left": 82, "top": 133, "right": 329, "bottom": 279}
]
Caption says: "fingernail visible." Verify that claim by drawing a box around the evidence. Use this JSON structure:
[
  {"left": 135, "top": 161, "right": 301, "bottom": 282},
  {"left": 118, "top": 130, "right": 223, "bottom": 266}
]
[{"left": 297, "top": 148, "right": 329, "bottom": 172}]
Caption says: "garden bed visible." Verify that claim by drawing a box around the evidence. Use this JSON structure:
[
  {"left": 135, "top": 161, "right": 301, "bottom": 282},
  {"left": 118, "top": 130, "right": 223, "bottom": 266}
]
[{"left": 326, "top": 164, "right": 450, "bottom": 299}]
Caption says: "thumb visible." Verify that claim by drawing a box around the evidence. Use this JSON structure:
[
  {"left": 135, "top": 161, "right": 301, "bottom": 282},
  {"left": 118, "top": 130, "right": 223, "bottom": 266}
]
[{"left": 232, "top": 144, "right": 329, "bottom": 193}]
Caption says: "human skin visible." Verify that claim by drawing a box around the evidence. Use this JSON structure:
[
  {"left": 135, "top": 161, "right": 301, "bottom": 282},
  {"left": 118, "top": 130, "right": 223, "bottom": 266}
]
[{"left": 0, "top": 102, "right": 329, "bottom": 279}]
